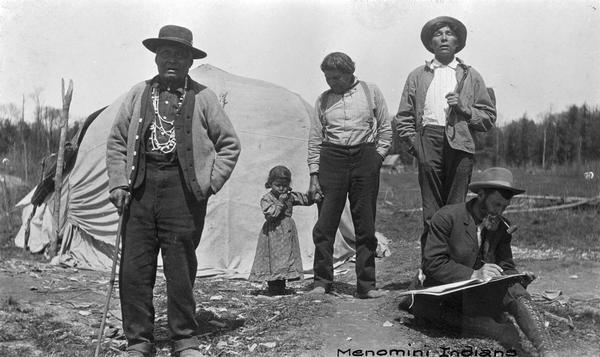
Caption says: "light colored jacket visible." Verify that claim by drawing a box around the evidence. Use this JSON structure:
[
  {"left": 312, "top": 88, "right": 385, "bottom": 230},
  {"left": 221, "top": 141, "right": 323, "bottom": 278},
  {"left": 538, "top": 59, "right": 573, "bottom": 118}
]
[
  {"left": 106, "top": 78, "right": 240, "bottom": 201},
  {"left": 395, "top": 58, "right": 496, "bottom": 154}
]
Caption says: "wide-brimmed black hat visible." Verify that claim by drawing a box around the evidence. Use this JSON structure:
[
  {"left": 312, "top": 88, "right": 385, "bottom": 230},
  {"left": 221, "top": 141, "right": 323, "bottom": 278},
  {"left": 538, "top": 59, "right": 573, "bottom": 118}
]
[
  {"left": 469, "top": 167, "right": 526, "bottom": 195},
  {"left": 420, "top": 16, "right": 467, "bottom": 54},
  {"left": 143, "top": 25, "right": 207, "bottom": 59}
]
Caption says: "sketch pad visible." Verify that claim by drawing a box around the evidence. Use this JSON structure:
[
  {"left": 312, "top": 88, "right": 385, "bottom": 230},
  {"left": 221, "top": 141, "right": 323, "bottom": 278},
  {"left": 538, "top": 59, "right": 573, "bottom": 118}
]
[{"left": 398, "top": 273, "right": 527, "bottom": 297}]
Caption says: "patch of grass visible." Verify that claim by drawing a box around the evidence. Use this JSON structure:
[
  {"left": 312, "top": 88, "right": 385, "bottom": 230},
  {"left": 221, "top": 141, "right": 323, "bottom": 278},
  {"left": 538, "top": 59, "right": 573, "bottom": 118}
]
[
  {"left": 379, "top": 169, "right": 600, "bottom": 257},
  {"left": 0, "top": 176, "right": 29, "bottom": 247},
  {"left": 498, "top": 165, "right": 600, "bottom": 198},
  {"left": 0, "top": 213, "right": 21, "bottom": 246},
  {"left": 1, "top": 295, "right": 18, "bottom": 309},
  {"left": 507, "top": 208, "right": 599, "bottom": 254},
  {"left": 0, "top": 245, "right": 46, "bottom": 262}
]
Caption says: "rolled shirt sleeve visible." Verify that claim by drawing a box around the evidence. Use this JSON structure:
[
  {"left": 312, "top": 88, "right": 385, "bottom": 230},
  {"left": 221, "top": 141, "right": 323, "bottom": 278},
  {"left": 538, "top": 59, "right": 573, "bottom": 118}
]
[{"left": 307, "top": 97, "right": 324, "bottom": 174}]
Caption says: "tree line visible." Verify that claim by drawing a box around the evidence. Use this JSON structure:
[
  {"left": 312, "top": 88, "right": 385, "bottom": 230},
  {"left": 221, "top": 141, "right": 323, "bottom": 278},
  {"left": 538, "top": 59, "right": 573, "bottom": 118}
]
[
  {"left": 475, "top": 104, "right": 600, "bottom": 169},
  {"left": 0, "top": 96, "right": 81, "bottom": 185},
  {"left": 1, "top": 97, "right": 598, "bottom": 186}
]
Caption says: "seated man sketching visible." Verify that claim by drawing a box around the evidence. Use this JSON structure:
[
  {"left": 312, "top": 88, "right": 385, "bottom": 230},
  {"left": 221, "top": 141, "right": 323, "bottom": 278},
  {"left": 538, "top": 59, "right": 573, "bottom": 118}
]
[{"left": 400, "top": 167, "right": 556, "bottom": 357}]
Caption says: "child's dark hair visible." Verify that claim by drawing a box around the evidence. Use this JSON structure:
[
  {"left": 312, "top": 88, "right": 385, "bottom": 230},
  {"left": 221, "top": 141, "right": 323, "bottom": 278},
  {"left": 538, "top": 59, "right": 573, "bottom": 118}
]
[{"left": 265, "top": 165, "right": 292, "bottom": 188}]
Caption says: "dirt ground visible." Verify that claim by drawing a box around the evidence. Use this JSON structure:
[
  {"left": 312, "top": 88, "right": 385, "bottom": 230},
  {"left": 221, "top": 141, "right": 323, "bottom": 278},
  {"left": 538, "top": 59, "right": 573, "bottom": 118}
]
[
  {"left": 2, "top": 232, "right": 599, "bottom": 356},
  {"left": 1, "top": 172, "right": 600, "bottom": 356}
]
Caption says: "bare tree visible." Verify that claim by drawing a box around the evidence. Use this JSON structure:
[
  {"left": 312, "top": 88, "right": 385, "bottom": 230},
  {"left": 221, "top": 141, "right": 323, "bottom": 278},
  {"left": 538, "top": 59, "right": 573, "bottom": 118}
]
[{"left": 0, "top": 103, "right": 20, "bottom": 121}]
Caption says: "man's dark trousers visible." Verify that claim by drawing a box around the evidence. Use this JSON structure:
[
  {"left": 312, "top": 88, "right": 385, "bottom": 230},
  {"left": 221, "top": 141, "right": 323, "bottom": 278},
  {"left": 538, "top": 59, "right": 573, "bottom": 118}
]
[
  {"left": 119, "top": 157, "right": 207, "bottom": 354},
  {"left": 312, "top": 142, "right": 381, "bottom": 295},
  {"left": 415, "top": 125, "right": 473, "bottom": 254}
]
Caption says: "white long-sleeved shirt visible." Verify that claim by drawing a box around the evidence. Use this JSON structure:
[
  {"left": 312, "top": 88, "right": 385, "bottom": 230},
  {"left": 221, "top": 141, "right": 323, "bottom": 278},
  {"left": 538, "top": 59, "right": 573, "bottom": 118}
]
[
  {"left": 422, "top": 58, "right": 458, "bottom": 127},
  {"left": 307, "top": 80, "right": 391, "bottom": 174}
]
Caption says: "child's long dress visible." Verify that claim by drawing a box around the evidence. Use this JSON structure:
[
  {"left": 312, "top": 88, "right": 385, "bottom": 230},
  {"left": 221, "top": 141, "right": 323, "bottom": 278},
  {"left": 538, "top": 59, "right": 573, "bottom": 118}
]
[{"left": 249, "top": 191, "right": 312, "bottom": 282}]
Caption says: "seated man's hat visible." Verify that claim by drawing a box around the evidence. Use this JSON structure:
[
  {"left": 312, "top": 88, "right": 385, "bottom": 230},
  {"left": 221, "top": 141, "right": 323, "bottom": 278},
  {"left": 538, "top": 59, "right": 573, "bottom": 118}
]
[
  {"left": 469, "top": 167, "right": 526, "bottom": 195},
  {"left": 143, "top": 25, "right": 207, "bottom": 59},
  {"left": 421, "top": 16, "right": 467, "bottom": 54}
]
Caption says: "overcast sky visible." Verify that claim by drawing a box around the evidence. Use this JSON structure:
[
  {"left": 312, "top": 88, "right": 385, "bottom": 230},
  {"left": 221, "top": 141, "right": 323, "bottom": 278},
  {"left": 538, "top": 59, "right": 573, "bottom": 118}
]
[{"left": 1, "top": 0, "right": 599, "bottom": 125}]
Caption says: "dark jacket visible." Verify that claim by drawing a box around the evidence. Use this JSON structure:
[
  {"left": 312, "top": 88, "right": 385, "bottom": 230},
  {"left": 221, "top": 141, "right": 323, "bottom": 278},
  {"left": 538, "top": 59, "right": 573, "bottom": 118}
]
[
  {"left": 422, "top": 198, "right": 519, "bottom": 287},
  {"left": 395, "top": 58, "right": 496, "bottom": 154}
]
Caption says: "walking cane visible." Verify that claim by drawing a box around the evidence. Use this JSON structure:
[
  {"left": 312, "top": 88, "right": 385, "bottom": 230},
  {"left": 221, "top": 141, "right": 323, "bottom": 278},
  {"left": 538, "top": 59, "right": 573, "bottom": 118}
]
[{"left": 94, "top": 211, "right": 125, "bottom": 357}]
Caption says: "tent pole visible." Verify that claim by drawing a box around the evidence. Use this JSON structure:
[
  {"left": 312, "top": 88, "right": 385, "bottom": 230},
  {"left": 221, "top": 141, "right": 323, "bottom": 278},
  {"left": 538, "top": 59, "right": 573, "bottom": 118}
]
[{"left": 49, "top": 79, "right": 73, "bottom": 258}]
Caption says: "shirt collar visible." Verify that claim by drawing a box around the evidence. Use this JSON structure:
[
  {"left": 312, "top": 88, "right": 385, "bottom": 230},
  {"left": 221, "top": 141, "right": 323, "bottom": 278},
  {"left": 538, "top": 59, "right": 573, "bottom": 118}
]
[
  {"left": 150, "top": 75, "right": 188, "bottom": 94},
  {"left": 426, "top": 58, "right": 459, "bottom": 70},
  {"left": 426, "top": 57, "right": 464, "bottom": 71}
]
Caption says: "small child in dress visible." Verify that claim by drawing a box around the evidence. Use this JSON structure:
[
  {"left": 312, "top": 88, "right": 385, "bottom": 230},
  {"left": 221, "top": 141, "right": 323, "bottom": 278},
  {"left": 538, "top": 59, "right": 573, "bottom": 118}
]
[{"left": 249, "top": 165, "right": 315, "bottom": 295}]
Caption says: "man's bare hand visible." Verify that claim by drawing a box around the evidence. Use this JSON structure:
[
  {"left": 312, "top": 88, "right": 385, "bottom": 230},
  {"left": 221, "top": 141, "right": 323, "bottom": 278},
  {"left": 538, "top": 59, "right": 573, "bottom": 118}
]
[
  {"left": 446, "top": 92, "right": 472, "bottom": 117},
  {"left": 308, "top": 175, "right": 324, "bottom": 202},
  {"left": 109, "top": 188, "right": 130, "bottom": 216},
  {"left": 471, "top": 263, "right": 503, "bottom": 281}
]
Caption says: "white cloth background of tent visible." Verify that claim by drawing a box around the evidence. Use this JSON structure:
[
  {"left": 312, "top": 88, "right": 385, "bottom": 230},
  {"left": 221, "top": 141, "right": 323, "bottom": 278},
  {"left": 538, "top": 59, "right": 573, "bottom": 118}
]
[{"left": 14, "top": 64, "right": 390, "bottom": 278}]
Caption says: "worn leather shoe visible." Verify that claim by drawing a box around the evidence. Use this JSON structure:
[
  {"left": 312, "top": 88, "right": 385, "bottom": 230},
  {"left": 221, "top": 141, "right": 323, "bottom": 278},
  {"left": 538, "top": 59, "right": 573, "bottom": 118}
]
[
  {"left": 357, "top": 289, "right": 388, "bottom": 299},
  {"left": 178, "top": 348, "right": 206, "bottom": 357}
]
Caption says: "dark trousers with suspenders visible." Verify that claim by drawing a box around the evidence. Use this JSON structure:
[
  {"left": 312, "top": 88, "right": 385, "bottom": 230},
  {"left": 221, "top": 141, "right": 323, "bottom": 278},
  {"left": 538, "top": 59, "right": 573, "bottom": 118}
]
[{"left": 312, "top": 81, "right": 382, "bottom": 294}]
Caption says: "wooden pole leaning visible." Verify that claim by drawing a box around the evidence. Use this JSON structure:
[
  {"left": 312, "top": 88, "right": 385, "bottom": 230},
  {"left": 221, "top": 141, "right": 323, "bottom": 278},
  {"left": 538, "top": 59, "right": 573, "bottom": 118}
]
[
  {"left": 94, "top": 212, "right": 125, "bottom": 357},
  {"left": 49, "top": 79, "right": 73, "bottom": 258}
]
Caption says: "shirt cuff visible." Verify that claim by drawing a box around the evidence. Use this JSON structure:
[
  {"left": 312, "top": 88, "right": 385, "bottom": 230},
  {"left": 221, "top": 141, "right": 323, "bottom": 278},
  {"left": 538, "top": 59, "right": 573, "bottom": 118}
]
[
  {"left": 376, "top": 148, "right": 387, "bottom": 160},
  {"left": 109, "top": 185, "right": 129, "bottom": 193}
]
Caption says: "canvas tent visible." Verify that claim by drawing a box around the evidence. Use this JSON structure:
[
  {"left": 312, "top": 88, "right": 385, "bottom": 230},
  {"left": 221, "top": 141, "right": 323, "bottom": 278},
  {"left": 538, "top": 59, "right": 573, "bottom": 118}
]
[{"left": 14, "top": 64, "right": 359, "bottom": 278}]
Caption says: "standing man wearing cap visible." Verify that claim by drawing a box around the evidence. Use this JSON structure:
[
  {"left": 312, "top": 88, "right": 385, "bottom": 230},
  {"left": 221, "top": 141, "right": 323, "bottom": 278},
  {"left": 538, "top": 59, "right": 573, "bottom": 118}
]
[
  {"left": 395, "top": 16, "right": 496, "bottom": 256},
  {"left": 106, "top": 25, "right": 240, "bottom": 357},
  {"left": 402, "top": 168, "right": 555, "bottom": 357}
]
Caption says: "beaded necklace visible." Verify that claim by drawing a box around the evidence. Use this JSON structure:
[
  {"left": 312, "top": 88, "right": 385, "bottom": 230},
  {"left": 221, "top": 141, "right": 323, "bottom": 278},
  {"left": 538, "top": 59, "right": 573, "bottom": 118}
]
[{"left": 149, "top": 77, "right": 188, "bottom": 154}]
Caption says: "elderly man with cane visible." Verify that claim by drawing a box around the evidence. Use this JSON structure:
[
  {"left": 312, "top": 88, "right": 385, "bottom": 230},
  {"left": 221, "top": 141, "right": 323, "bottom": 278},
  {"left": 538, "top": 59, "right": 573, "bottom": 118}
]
[{"left": 106, "top": 25, "right": 240, "bottom": 357}]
